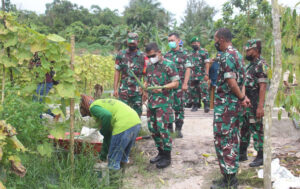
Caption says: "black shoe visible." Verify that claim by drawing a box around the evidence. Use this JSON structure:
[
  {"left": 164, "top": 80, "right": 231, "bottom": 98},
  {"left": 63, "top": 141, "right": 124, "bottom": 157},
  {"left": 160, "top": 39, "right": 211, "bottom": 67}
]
[
  {"left": 204, "top": 101, "right": 210, "bottom": 113},
  {"left": 249, "top": 150, "right": 263, "bottom": 167},
  {"left": 150, "top": 149, "right": 163, "bottom": 164},
  {"left": 211, "top": 174, "right": 238, "bottom": 189},
  {"left": 175, "top": 121, "right": 183, "bottom": 138},
  {"left": 191, "top": 105, "right": 198, "bottom": 112},
  {"left": 156, "top": 151, "right": 171, "bottom": 169},
  {"left": 168, "top": 123, "right": 174, "bottom": 133},
  {"left": 239, "top": 142, "right": 248, "bottom": 162}
]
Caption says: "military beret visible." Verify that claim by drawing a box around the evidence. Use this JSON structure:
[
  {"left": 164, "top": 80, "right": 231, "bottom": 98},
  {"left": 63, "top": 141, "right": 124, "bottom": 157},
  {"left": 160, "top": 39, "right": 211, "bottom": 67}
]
[
  {"left": 245, "top": 39, "right": 262, "bottom": 50},
  {"left": 190, "top": 36, "right": 200, "bottom": 43},
  {"left": 127, "top": 32, "right": 139, "bottom": 43}
]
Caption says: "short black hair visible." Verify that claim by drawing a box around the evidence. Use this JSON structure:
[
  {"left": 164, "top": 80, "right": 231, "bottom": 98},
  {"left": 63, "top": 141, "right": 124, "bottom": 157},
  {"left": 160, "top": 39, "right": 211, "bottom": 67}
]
[
  {"left": 145, "top": 42, "right": 160, "bottom": 53},
  {"left": 168, "top": 32, "right": 180, "bottom": 39},
  {"left": 216, "top": 28, "right": 232, "bottom": 42}
]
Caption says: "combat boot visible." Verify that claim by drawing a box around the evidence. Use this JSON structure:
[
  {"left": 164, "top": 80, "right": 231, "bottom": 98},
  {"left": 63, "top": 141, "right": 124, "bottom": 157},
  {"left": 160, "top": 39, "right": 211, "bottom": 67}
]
[
  {"left": 150, "top": 148, "right": 163, "bottom": 164},
  {"left": 249, "top": 149, "right": 263, "bottom": 167},
  {"left": 156, "top": 150, "right": 171, "bottom": 169},
  {"left": 204, "top": 101, "right": 210, "bottom": 113},
  {"left": 210, "top": 174, "right": 238, "bottom": 189},
  {"left": 191, "top": 103, "right": 198, "bottom": 112},
  {"left": 239, "top": 142, "right": 248, "bottom": 162},
  {"left": 175, "top": 121, "right": 183, "bottom": 138},
  {"left": 167, "top": 123, "right": 174, "bottom": 133}
]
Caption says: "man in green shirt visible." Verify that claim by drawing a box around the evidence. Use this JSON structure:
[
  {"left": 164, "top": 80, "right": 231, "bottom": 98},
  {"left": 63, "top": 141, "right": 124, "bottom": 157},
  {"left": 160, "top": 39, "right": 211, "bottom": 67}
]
[{"left": 79, "top": 95, "right": 141, "bottom": 171}]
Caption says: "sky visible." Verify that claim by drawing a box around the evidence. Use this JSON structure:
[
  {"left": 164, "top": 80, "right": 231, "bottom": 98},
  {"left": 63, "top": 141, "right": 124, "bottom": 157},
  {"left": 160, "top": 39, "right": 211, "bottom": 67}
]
[{"left": 10, "top": 0, "right": 300, "bottom": 23}]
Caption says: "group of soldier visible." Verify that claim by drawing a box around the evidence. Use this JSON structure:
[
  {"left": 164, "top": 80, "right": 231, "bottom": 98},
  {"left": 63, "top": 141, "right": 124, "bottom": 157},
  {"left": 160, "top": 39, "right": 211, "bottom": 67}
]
[{"left": 113, "top": 28, "right": 268, "bottom": 188}]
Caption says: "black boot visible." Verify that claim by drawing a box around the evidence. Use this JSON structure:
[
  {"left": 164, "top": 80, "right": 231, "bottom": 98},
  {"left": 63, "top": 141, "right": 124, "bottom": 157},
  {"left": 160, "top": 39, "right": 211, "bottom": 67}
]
[
  {"left": 156, "top": 151, "right": 171, "bottom": 169},
  {"left": 211, "top": 174, "right": 238, "bottom": 189},
  {"left": 168, "top": 123, "right": 174, "bottom": 133},
  {"left": 150, "top": 149, "right": 163, "bottom": 164},
  {"left": 175, "top": 121, "right": 183, "bottom": 138},
  {"left": 191, "top": 103, "right": 198, "bottom": 112},
  {"left": 249, "top": 150, "right": 263, "bottom": 167},
  {"left": 239, "top": 142, "right": 248, "bottom": 162},
  {"left": 204, "top": 101, "right": 210, "bottom": 113}
]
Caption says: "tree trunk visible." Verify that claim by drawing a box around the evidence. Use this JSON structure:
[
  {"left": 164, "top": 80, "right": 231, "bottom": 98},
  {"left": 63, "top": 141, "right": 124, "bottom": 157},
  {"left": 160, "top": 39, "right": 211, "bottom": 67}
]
[
  {"left": 263, "top": 0, "right": 282, "bottom": 188},
  {"left": 69, "top": 35, "right": 75, "bottom": 171}
]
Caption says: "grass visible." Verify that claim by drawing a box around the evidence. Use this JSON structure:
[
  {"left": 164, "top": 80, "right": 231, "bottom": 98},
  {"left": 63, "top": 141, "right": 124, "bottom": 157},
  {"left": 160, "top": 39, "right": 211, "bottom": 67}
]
[{"left": 237, "top": 167, "right": 263, "bottom": 188}]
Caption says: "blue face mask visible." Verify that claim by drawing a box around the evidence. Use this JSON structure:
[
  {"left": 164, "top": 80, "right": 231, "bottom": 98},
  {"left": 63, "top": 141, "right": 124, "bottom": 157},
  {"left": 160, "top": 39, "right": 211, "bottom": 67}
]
[{"left": 168, "top": 41, "right": 177, "bottom": 49}]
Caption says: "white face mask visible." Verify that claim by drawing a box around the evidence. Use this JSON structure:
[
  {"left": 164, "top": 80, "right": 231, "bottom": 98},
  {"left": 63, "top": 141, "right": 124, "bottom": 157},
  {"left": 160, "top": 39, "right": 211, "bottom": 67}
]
[{"left": 150, "top": 56, "right": 159, "bottom": 64}]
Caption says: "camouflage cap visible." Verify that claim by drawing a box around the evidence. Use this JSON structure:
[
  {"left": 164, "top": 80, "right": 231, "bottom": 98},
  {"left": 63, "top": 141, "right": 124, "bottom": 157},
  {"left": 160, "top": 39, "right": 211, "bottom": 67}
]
[
  {"left": 127, "top": 32, "right": 139, "bottom": 43},
  {"left": 245, "top": 39, "right": 262, "bottom": 50},
  {"left": 190, "top": 36, "right": 200, "bottom": 43}
]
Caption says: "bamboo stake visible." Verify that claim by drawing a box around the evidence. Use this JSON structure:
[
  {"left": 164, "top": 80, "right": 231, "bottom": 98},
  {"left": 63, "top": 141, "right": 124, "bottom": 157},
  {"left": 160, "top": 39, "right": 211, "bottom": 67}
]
[
  {"left": 263, "top": 1, "right": 282, "bottom": 188},
  {"left": 70, "top": 35, "right": 75, "bottom": 169},
  {"left": 1, "top": 0, "right": 5, "bottom": 105}
]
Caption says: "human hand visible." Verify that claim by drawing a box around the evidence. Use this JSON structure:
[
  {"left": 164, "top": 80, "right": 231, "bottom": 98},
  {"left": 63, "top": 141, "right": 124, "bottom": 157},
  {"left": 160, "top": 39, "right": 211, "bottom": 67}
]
[
  {"left": 256, "top": 107, "right": 264, "bottom": 118},
  {"left": 182, "top": 83, "right": 188, "bottom": 91}
]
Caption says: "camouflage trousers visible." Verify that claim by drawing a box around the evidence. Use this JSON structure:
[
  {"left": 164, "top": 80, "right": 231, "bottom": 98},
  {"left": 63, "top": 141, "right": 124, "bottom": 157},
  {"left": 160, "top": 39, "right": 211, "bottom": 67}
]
[
  {"left": 213, "top": 103, "right": 241, "bottom": 174},
  {"left": 119, "top": 93, "right": 142, "bottom": 116},
  {"left": 147, "top": 107, "right": 173, "bottom": 151},
  {"left": 240, "top": 107, "right": 264, "bottom": 151},
  {"left": 190, "top": 80, "right": 210, "bottom": 104},
  {"left": 173, "top": 87, "right": 184, "bottom": 125}
]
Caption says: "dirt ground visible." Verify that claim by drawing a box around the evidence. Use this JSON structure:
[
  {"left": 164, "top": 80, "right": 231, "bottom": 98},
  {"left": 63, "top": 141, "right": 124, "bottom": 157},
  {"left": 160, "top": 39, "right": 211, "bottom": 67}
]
[{"left": 123, "top": 108, "right": 300, "bottom": 189}]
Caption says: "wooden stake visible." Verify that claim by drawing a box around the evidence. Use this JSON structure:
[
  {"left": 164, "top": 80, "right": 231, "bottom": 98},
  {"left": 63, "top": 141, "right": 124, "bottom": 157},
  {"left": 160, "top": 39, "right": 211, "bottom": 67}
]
[
  {"left": 1, "top": 0, "right": 5, "bottom": 105},
  {"left": 263, "top": 1, "right": 282, "bottom": 188},
  {"left": 70, "top": 35, "right": 75, "bottom": 169}
]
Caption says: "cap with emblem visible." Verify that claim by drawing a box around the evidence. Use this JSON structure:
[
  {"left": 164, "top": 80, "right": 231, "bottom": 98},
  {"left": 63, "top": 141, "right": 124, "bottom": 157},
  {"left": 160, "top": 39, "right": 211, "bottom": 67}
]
[
  {"left": 127, "top": 32, "right": 139, "bottom": 43},
  {"left": 245, "top": 39, "right": 261, "bottom": 50},
  {"left": 190, "top": 36, "right": 200, "bottom": 43}
]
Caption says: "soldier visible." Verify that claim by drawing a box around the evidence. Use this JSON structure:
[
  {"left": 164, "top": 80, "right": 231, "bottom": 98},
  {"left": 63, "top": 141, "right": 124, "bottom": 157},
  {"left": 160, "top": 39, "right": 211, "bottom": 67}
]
[
  {"left": 240, "top": 39, "right": 268, "bottom": 167},
  {"left": 211, "top": 28, "right": 250, "bottom": 189},
  {"left": 143, "top": 42, "right": 179, "bottom": 168},
  {"left": 113, "top": 33, "right": 145, "bottom": 116},
  {"left": 189, "top": 36, "right": 210, "bottom": 112},
  {"left": 164, "top": 33, "right": 192, "bottom": 138}
]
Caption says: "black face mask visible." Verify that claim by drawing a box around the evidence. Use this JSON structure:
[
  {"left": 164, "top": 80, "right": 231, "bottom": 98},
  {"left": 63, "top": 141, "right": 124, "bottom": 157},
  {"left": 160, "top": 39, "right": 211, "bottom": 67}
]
[
  {"left": 245, "top": 55, "right": 254, "bottom": 61},
  {"left": 192, "top": 45, "right": 199, "bottom": 51},
  {"left": 128, "top": 46, "right": 137, "bottom": 51},
  {"left": 214, "top": 41, "right": 221, "bottom": 51}
]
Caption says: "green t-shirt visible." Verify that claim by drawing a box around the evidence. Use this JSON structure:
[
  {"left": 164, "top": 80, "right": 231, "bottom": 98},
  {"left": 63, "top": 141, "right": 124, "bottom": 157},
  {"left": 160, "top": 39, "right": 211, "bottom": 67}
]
[{"left": 90, "top": 99, "right": 141, "bottom": 136}]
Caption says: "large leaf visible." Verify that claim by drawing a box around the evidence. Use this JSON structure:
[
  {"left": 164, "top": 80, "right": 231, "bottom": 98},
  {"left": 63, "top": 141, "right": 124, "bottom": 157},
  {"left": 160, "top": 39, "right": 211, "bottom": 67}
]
[
  {"left": 47, "top": 34, "right": 66, "bottom": 42},
  {"left": 37, "top": 142, "right": 53, "bottom": 157},
  {"left": 55, "top": 83, "right": 76, "bottom": 98}
]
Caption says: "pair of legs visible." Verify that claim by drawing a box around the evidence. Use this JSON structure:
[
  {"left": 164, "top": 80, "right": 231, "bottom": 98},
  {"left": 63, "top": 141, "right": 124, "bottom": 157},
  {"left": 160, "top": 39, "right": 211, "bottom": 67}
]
[{"left": 190, "top": 80, "right": 210, "bottom": 112}]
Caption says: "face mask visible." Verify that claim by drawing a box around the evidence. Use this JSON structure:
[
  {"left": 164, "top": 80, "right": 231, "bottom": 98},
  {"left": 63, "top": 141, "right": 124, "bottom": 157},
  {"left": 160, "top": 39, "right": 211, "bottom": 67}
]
[
  {"left": 214, "top": 41, "right": 221, "bottom": 51},
  {"left": 150, "top": 56, "right": 159, "bottom": 64},
  {"left": 245, "top": 55, "right": 254, "bottom": 61},
  {"left": 192, "top": 45, "right": 199, "bottom": 51},
  {"left": 168, "top": 41, "right": 177, "bottom": 49},
  {"left": 128, "top": 45, "right": 137, "bottom": 51}
]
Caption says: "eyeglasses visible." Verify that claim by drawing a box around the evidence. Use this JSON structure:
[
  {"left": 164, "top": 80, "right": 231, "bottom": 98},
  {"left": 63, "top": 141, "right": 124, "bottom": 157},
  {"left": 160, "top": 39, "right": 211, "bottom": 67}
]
[{"left": 147, "top": 54, "right": 156, "bottom": 58}]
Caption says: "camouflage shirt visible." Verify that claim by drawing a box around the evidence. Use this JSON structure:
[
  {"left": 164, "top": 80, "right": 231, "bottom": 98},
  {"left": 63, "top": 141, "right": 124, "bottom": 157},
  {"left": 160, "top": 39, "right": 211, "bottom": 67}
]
[
  {"left": 215, "top": 45, "right": 246, "bottom": 106},
  {"left": 115, "top": 49, "right": 145, "bottom": 96},
  {"left": 245, "top": 56, "right": 268, "bottom": 106},
  {"left": 190, "top": 48, "right": 210, "bottom": 80},
  {"left": 164, "top": 48, "right": 192, "bottom": 81},
  {"left": 145, "top": 58, "right": 179, "bottom": 109}
]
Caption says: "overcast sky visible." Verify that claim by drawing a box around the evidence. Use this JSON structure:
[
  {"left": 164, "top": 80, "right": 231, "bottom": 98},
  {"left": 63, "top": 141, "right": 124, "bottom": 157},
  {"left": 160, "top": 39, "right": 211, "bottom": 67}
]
[{"left": 10, "top": 0, "right": 300, "bottom": 23}]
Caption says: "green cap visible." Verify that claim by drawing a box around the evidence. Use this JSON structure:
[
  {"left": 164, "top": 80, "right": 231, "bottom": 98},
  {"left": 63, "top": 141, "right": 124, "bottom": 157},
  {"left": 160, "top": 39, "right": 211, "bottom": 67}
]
[
  {"left": 127, "top": 32, "right": 138, "bottom": 43},
  {"left": 190, "top": 36, "right": 200, "bottom": 43},
  {"left": 245, "top": 39, "right": 261, "bottom": 50}
]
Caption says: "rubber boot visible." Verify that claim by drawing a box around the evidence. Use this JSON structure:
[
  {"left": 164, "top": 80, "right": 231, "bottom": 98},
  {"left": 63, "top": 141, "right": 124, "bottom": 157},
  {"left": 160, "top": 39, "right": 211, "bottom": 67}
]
[
  {"left": 191, "top": 103, "right": 198, "bottom": 112},
  {"left": 150, "top": 149, "right": 163, "bottom": 164},
  {"left": 168, "top": 123, "right": 174, "bottom": 133},
  {"left": 239, "top": 142, "right": 248, "bottom": 162},
  {"left": 204, "top": 101, "right": 210, "bottom": 113},
  {"left": 249, "top": 149, "right": 263, "bottom": 167},
  {"left": 175, "top": 121, "right": 183, "bottom": 138},
  {"left": 156, "top": 151, "right": 171, "bottom": 169},
  {"left": 211, "top": 173, "right": 238, "bottom": 189}
]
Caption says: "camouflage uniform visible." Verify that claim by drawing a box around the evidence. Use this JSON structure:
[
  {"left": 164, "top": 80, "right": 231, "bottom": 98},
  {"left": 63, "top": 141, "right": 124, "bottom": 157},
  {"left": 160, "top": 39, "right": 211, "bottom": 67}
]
[
  {"left": 145, "top": 58, "right": 179, "bottom": 151},
  {"left": 189, "top": 47, "right": 210, "bottom": 106},
  {"left": 214, "top": 45, "right": 245, "bottom": 174},
  {"left": 164, "top": 48, "right": 192, "bottom": 127},
  {"left": 115, "top": 48, "right": 145, "bottom": 116},
  {"left": 240, "top": 40, "right": 268, "bottom": 152}
]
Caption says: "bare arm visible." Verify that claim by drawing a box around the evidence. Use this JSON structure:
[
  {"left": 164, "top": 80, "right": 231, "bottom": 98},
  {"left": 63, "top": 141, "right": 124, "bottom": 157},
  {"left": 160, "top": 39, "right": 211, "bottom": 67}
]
[
  {"left": 113, "top": 70, "right": 120, "bottom": 97},
  {"left": 164, "top": 80, "right": 179, "bottom": 89},
  {"left": 226, "top": 78, "right": 244, "bottom": 99},
  {"left": 182, "top": 68, "right": 191, "bottom": 91},
  {"left": 256, "top": 82, "right": 267, "bottom": 118}
]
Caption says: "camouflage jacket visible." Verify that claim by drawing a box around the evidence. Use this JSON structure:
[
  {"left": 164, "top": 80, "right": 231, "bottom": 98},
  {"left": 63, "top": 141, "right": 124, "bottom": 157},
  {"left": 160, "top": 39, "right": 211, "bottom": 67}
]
[
  {"left": 245, "top": 56, "right": 268, "bottom": 107},
  {"left": 190, "top": 48, "right": 210, "bottom": 80},
  {"left": 115, "top": 49, "right": 145, "bottom": 96},
  {"left": 145, "top": 58, "right": 179, "bottom": 109},
  {"left": 164, "top": 48, "right": 192, "bottom": 81},
  {"left": 215, "top": 45, "right": 246, "bottom": 106}
]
